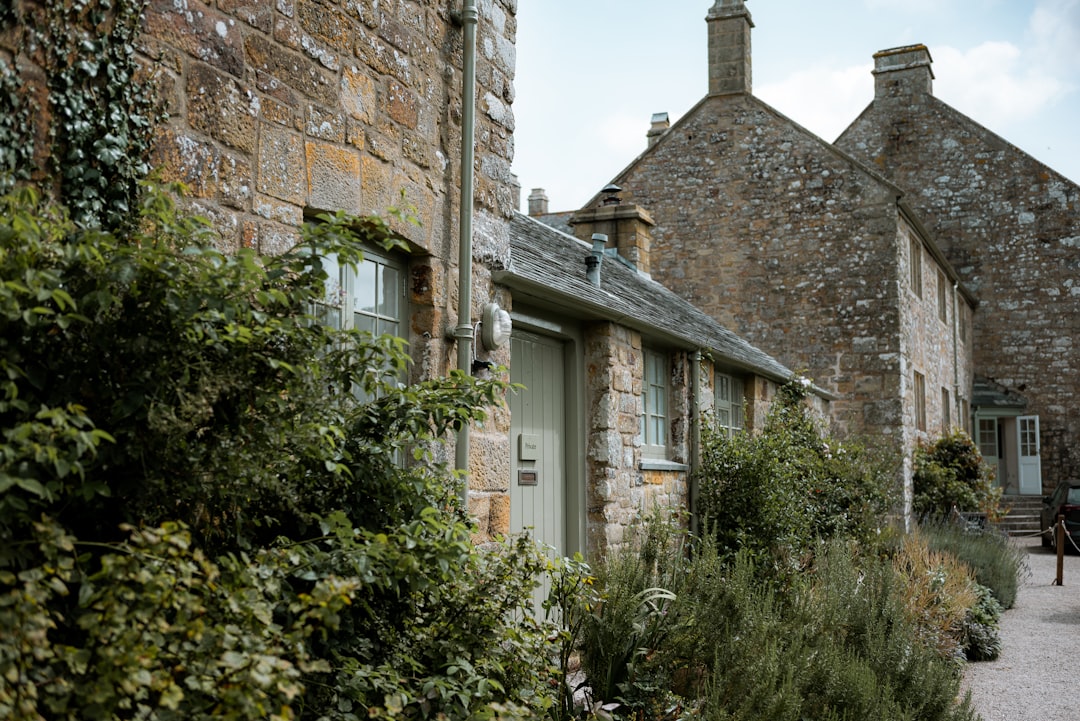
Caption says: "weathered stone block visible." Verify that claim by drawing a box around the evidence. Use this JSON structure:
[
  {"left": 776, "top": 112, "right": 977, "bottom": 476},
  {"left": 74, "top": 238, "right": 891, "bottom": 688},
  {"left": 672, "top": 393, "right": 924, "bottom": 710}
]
[
  {"left": 145, "top": 0, "right": 246, "bottom": 77},
  {"left": 305, "top": 140, "right": 361, "bottom": 214},
  {"left": 257, "top": 124, "right": 305, "bottom": 204},
  {"left": 187, "top": 63, "right": 258, "bottom": 153}
]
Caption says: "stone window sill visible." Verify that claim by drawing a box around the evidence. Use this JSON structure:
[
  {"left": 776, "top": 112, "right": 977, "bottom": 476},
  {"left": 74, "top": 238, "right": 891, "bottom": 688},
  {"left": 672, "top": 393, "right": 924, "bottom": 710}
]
[{"left": 639, "top": 459, "right": 689, "bottom": 472}]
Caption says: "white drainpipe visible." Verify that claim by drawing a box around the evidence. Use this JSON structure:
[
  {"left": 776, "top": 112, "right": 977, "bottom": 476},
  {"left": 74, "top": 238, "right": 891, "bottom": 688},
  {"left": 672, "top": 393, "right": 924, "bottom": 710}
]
[{"left": 454, "top": 0, "right": 479, "bottom": 498}]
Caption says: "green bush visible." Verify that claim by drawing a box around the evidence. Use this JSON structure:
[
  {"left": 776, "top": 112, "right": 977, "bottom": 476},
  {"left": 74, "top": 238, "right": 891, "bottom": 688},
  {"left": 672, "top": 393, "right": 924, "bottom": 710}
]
[
  {"left": 921, "top": 521, "right": 1026, "bottom": 609},
  {"left": 577, "top": 515, "right": 689, "bottom": 718},
  {"left": 695, "top": 541, "right": 979, "bottom": 721},
  {"left": 696, "top": 378, "right": 897, "bottom": 571},
  {"left": 572, "top": 518, "right": 978, "bottom": 721},
  {"left": 913, "top": 431, "right": 1001, "bottom": 521},
  {"left": 961, "top": 584, "right": 1004, "bottom": 662},
  {"left": 0, "top": 187, "right": 557, "bottom": 720}
]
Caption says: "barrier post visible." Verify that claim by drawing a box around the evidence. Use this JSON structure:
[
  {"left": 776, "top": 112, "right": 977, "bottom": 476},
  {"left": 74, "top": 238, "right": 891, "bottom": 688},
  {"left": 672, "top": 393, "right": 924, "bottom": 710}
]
[{"left": 1055, "top": 515, "right": 1065, "bottom": 586}]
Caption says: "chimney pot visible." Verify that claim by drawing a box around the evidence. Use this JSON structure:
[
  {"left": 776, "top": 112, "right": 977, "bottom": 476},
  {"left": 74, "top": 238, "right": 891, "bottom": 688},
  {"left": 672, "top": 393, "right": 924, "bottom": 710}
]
[{"left": 647, "top": 112, "right": 670, "bottom": 148}]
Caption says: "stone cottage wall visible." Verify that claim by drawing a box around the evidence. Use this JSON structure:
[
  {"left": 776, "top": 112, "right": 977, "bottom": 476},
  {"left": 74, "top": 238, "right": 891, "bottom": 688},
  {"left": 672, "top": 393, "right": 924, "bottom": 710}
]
[
  {"left": 838, "top": 49, "right": 1080, "bottom": 490},
  {"left": 2, "top": 0, "right": 521, "bottom": 534},
  {"left": 583, "top": 321, "right": 692, "bottom": 557}
]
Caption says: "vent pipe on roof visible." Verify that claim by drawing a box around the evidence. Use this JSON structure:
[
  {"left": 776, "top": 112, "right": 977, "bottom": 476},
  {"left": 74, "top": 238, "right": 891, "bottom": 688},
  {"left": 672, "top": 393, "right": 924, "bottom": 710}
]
[{"left": 586, "top": 233, "right": 606, "bottom": 287}]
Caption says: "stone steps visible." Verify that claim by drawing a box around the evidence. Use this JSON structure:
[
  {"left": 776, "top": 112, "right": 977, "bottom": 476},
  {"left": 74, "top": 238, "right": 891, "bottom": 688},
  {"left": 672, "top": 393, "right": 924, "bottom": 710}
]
[{"left": 995, "top": 495, "right": 1045, "bottom": 536}]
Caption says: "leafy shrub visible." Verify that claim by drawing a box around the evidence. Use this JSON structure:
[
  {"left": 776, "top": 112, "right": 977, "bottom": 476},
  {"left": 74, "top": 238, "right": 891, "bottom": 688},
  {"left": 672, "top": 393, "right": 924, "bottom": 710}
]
[
  {"left": 696, "top": 378, "right": 897, "bottom": 571},
  {"left": 961, "top": 584, "right": 1003, "bottom": 662},
  {"left": 572, "top": 519, "right": 978, "bottom": 721},
  {"left": 890, "top": 533, "right": 979, "bottom": 661},
  {"left": 0, "top": 187, "right": 558, "bottom": 720},
  {"left": 921, "top": 521, "right": 1027, "bottom": 609},
  {"left": 913, "top": 431, "right": 1001, "bottom": 521},
  {"left": 689, "top": 540, "right": 980, "bottom": 721},
  {"left": 577, "top": 515, "right": 689, "bottom": 718}
]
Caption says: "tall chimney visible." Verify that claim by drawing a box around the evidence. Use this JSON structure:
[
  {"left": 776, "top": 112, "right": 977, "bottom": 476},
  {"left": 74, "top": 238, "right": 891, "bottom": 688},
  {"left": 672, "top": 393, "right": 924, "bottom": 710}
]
[
  {"left": 873, "top": 45, "right": 934, "bottom": 99},
  {"left": 647, "top": 112, "right": 670, "bottom": 148},
  {"left": 707, "top": 0, "right": 754, "bottom": 96},
  {"left": 527, "top": 188, "right": 549, "bottom": 216}
]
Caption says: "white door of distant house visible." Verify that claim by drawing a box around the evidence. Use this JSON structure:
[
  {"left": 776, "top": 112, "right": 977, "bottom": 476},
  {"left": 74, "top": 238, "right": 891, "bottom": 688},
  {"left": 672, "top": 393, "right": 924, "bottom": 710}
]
[
  {"left": 1017, "top": 415, "right": 1042, "bottom": 495},
  {"left": 510, "top": 331, "right": 566, "bottom": 610}
]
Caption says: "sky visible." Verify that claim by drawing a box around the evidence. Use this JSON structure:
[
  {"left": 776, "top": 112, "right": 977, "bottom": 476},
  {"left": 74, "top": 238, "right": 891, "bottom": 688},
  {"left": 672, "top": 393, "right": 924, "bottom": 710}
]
[{"left": 510, "top": 0, "right": 1080, "bottom": 212}]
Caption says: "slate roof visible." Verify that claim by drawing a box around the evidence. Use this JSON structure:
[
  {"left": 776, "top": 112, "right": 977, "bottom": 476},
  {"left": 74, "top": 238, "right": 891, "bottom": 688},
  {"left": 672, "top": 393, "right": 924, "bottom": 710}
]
[
  {"left": 972, "top": 378, "right": 1028, "bottom": 410},
  {"left": 500, "top": 212, "right": 803, "bottom": 386}
]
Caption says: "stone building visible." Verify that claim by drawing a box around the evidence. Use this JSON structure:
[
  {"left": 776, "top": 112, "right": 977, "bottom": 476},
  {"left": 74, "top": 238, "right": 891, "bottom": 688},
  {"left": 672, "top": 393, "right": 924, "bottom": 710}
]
[
  {"left": 553, "top": 0, "right": 977, "bottom": 511},
  {"left": 3, "top": 0, "right": 816, "bottom": 559},
  {"left": 837, "top": 45, "right": 1080, "bottom": 494},
  {"left": 3, "top": 0, "right": 520, "bottom": 536},
  {"left": 499, "top": 206, "right": 822, "bottom": 559}
]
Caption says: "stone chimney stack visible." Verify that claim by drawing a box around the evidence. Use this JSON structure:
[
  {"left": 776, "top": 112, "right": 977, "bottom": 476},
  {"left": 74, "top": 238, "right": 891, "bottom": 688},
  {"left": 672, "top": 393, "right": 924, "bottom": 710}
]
[
  {"left": 647, "top": 112, "right": 670, "bottom": 148},
  {"left": 569, "top": 184, "right": 656, "bottom": 275},
  {"left": 872, "top": 45, "right": 934, "bottom": 99},
  {"left": 527, "top": 188, "right": 549, "bottom": 216},
  {"left": 707, "top": 0, "right": 754, "bottom": 96}
]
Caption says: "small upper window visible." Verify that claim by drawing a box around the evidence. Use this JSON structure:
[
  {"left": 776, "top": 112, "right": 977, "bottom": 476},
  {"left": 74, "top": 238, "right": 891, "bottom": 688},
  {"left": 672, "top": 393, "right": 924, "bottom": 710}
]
[
  {"left": 714, "top": 372, "right": 746, "bottom": 437},
  {"left": 914, "top": 371, "right": 926, "bottom": 432},
  {"left": 641, "top": 347, "right": 669, "bottom": 458},
  {"left": 909, "top": 235, "right": 923, "bottom": 298},
  {"left": 941, "top": 387, "right": 951, "bottom": 432},
  {"left": 937, "top": 270, "right": 948, "bottom": 323}
]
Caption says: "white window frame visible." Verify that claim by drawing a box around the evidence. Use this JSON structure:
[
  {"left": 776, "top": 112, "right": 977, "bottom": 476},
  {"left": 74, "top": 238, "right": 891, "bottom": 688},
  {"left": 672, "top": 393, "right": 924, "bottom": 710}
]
[
  {"left": 319, "top": 247, "right": 407, "bottom": 338},
  {"left": 641, "top": 347, "right": 669, "bottom": 459},
  {"left": 714, "top": 371, "right": 746, "bottom": 437}
]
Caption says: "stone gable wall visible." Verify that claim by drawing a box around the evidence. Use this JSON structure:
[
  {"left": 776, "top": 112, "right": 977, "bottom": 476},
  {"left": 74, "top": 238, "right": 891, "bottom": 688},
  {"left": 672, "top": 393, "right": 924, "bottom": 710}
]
[
  {"left": 839, "top": 91, "right": 1080, "bottom": 489},
  {"left": 608, "top": 94, "right": 911, "bottom": 441}
]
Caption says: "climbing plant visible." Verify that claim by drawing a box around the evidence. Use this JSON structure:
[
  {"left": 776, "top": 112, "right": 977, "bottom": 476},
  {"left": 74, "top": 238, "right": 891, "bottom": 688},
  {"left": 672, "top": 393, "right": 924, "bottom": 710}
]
[
  {"left": 3, "top": 0, "right": 161, "bottom": 229},
  {"left": 0, "top": 56, "right": 32, "bottom": 195}
]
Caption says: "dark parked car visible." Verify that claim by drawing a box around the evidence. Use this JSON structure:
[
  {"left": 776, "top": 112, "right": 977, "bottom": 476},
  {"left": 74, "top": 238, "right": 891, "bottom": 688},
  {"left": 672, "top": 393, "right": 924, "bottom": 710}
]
[{"left": 1040, "top": 481, "right": 1080, "bottom": 551}]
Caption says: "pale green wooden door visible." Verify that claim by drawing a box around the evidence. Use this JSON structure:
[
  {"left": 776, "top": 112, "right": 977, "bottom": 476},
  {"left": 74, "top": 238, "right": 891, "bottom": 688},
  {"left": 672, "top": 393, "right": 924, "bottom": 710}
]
[{"left": 510, "top": 331, "right": 566, "bottom": 610}]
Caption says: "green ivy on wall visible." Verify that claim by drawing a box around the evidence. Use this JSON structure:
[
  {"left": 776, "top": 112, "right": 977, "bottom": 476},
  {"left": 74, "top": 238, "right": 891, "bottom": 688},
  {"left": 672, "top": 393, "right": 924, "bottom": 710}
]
[
  {"left": 0, "top": 57, "right": 32, "bottom": 195},
  {"left": 2, "top": 0, "right": 162, "bottom": 229}
]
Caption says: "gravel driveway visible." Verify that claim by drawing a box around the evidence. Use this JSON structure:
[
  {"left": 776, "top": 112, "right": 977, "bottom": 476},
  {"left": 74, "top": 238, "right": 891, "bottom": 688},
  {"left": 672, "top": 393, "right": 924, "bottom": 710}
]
[{"left": 962, "top": 536, "right": 1080, "bottom": 721}]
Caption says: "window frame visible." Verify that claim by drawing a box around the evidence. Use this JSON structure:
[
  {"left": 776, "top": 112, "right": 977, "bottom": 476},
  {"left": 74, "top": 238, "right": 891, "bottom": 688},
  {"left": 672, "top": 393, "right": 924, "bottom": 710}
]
[
  {"left": 909, "top": 235, "right": 923, "bottom": 298},
  {"left": 937, "top": 270, "right": 948, "bottom": 323},
  {"left": 641, "top": 347, "right": 669, "bottom": 459},
  {"left": 714, "top": 371, "right": 746, "bottom": 437},
  {"left": 941, "top": 387, "right": 951, "bottom": 432},
  {"left": 913, "top": 371, "right": 926, "bottom": 432}
]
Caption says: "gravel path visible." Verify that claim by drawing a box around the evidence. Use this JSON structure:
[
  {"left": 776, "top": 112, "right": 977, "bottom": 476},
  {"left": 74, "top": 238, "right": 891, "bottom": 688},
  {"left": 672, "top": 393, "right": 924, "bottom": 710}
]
[{"left": 963, "top": 536, "right": 1080, "bottom": 721}]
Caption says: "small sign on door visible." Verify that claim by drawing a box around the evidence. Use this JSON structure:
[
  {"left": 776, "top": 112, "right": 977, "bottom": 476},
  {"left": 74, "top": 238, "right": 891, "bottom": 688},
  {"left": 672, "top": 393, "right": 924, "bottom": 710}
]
[{"left": 519, "top": 433, "right": 540, "bottom": 461}]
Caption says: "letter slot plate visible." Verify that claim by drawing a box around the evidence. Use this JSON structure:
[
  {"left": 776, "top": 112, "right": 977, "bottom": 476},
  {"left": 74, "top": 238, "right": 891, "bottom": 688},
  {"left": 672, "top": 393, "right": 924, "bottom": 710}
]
[{"left": 518, "top": 469, "right": 539, "bottom": 486}]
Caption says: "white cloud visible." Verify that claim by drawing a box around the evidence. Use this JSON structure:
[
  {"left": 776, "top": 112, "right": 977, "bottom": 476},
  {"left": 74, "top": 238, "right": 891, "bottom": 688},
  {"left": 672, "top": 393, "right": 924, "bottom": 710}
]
[
  {"left": 934, "top": 42, "right": 1066, "bottom": 127},
  {"left": 1029, "top": 0, "right": 1080, "bottom": 77},
  {"left": 756, "top": 62, "right": 874, "bottom": 142}
]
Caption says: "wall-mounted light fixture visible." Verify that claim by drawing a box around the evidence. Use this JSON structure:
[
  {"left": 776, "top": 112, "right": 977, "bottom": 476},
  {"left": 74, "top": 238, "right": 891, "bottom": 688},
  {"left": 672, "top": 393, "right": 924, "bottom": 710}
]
[{"left": 480, "top": 302, "right": 513, "bottom": 351}]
